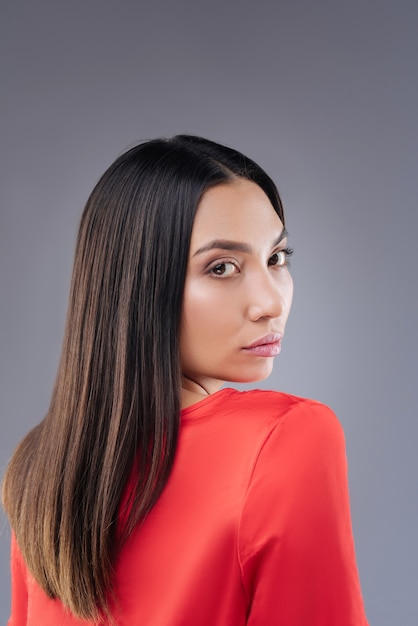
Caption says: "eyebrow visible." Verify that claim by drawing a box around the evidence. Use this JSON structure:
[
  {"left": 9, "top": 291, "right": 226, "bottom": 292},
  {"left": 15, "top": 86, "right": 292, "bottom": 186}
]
[{"left": 193, "top": 227, "right": 288, "bottom": 257}]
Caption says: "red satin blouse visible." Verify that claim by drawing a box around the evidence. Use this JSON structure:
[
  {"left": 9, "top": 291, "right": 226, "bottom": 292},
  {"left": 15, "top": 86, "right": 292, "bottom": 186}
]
[{"left": 8, "top": 388, "right": 369, "bottom": 625}]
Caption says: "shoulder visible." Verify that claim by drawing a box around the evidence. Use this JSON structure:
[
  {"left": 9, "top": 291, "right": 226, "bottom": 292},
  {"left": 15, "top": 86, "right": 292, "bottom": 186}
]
[
  {"left": 183, "top": 387, "right": 343, "bottom": 450},
  {"left": 217, "top": 387, "right": 336, "bottom": 416},
  {"left": 221, "top": 387, "right": 342, "bottom": 441},
  {"left": 181, "top": 388, "right": 345, "bottom": 492},
  {"left": 241, "top": 390, "right": 346, "bottom": 478},
  {"left": 236, "top": 393, "right": 367, "bottom": 624},
  {"left": 238, "top": 392, "right": 349, "bottom": 560},
  {"left": 237, "top": 391, "right": 349, "bottom": 538}
]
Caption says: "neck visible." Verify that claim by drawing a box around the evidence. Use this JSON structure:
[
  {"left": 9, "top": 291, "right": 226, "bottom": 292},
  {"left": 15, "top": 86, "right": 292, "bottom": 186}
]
[
  {"left": 180, "top": 375, "right": 210, "bottom": 410},
  {"left": 181, "top": 375, "right": 210, "bottom": 397}
]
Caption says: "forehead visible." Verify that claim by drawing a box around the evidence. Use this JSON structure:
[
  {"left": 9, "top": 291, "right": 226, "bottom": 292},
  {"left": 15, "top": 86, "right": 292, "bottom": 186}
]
[{"left": 190, "top": 179, "right": 284, "bottom": 248}]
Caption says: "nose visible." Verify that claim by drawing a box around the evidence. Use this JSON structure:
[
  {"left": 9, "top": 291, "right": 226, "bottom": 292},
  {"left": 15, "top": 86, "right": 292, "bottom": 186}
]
[{"left": 247, "top": 271, "right": 291, "bottom": 322}]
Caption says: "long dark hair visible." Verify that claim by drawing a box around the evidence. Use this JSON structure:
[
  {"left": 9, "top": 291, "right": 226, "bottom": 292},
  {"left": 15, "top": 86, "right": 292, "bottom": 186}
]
[{"left": 2, "top": 135, "right": 285, "bottom": 620}]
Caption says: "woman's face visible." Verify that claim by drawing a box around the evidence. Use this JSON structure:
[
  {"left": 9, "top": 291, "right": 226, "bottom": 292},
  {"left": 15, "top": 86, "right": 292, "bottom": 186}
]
[{"left": 180, "top": 178, "right": 294, "bottom": 395}]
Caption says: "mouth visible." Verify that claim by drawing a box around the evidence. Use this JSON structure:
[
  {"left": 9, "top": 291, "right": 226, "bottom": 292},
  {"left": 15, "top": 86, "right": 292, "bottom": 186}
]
[{"left": 243, "top": 333, "right": 282, "bottom": 357}]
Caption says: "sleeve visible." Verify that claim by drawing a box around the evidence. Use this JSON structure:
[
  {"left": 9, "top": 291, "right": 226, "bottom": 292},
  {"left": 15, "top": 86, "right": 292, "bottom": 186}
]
[
  {"left": 8, "top": 533, "right": 28, "bottom": 626},
  {"left": 238, "top": 401, "right": 369, "bottom": 626}
]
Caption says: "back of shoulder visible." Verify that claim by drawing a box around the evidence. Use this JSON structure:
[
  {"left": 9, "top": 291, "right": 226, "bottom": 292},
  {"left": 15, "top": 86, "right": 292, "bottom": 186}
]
[
  {"left": 242, "top": 392, "right": 345, "bottom": 467},
  {"left": 185, "top": 388, "right": 344, "bottom": 469},
  {"left": 227, "top": 388, "right": 342, "bottom": 439},
  {"left": 214, "top": 389, "right": 345, "bottom": 456}
]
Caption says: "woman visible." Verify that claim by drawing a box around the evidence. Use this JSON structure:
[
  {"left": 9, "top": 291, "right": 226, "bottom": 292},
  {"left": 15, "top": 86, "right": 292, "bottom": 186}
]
[{"left": 3, "top": 135, "right": 369, "bottom": 625}]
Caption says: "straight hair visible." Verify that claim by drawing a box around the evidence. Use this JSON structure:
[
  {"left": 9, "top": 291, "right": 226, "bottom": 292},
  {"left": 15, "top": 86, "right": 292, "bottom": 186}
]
[{"left": 2, "top": 135, "right": 285, "bottom": 621}]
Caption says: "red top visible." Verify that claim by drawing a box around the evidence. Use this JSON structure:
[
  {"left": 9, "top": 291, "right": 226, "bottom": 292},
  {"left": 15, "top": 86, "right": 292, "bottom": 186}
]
[{"left": 8, "top": 388, "right": 369, "bottom": 625}]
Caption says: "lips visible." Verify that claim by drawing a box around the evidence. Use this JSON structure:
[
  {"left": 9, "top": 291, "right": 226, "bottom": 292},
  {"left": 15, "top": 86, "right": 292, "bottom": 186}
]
[{"left": 243, "top": 333, "right": 282, "bottom": 357}]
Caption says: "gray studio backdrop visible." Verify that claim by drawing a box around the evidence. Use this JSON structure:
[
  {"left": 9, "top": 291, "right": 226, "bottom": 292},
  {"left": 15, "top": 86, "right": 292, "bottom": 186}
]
[{"left": 1, "top": 1, "right": 417, "bottom": 624}]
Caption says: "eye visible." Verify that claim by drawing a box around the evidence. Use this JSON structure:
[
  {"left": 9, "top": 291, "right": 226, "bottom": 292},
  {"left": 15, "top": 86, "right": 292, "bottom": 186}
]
[
  {"left": 209, "top": 261, "right": 238, "bottom": 277},
  {"left": 268, "top": 247, "right": 294, "bottom": 267}
]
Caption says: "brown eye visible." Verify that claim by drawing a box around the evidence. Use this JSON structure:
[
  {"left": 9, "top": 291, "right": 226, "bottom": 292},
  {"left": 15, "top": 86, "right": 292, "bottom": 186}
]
[
  {"left": 269, "top": 247, "right": 294, "bottom": 267},
  {"left": 210, "top": 262, "right": 237, "bottom": 276},
  {"left": 268, "top": 251, "right": 287, "bottom": 267}
]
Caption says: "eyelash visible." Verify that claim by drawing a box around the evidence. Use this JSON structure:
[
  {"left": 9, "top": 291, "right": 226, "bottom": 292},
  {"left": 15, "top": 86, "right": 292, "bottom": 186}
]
[
  {"left": 269, "top": 247, "right": 294, "bottom": 268},
  {"left": 208, "top": 247, "right": 294, "bottom": 277}
]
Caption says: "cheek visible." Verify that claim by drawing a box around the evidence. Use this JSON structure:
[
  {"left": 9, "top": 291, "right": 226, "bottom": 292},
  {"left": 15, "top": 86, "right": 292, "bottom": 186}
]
[
  {"left": 183, "top": 281, "right": 226, "bottom": 322},
  {"left": 180, "top": 286, "right": 224, "bottom": 371},
  {"left": 286, "top": 274, "right": 294, "bottom": 311},
  {"left": 181, "top": 281, "right": 233, "bottom": 348},
  {"left": 275, "top": 270, "right": 294, "bottom": 317},
  {"left": 181, "top": 284, "right": 208, "bottom": 344}
]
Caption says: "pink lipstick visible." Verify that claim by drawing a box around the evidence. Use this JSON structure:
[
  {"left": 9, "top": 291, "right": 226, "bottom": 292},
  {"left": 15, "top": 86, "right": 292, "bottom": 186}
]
[{"left": 243, "top": 333, "right": 282, "bottom": 357}]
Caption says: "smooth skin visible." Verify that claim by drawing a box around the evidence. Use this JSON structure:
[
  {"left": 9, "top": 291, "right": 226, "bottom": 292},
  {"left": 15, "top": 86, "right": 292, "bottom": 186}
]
[{"left": 180, "top": 179, "right": 294, "bottom": 408}]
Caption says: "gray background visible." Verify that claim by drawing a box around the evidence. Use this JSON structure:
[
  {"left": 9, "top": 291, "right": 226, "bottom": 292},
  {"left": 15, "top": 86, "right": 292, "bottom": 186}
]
[{"left": 1, "top": 1, "right": 417, "bottom": 624}]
